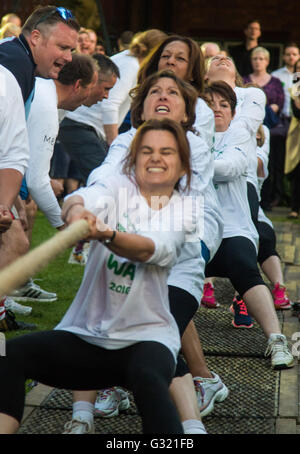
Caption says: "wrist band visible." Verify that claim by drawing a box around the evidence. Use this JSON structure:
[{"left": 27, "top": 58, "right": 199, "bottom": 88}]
[
  {"left": 102, "top": 230, "right": 117, "bottom": 245},
  {"left": 62, "top": 202, "right": 84, "bottom": 222}
]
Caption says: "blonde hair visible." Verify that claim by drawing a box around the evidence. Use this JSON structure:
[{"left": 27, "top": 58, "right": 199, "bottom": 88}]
[
  {"left": 129, "top": 29, "right": 167, "bottom": 61},
  {"left": 251, "top": 46, "right": 270, "bottom": 61},
  {"left": 0, "top": 22, "right": 21, "bottom": 39},
  {"left": 0, "top": 13, "right": 20, "bottom": 28}
]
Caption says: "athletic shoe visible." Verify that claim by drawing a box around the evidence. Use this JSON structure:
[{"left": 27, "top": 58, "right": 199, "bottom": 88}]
[
  {"left": 201, "top": 283, "right": 220, "bottom": 308},
  {"left": 194, "top": 372, "right": 229, "bottom": 417},
  {"left": 265, "top": 334, "right": 294, "bottom": 370},
  {"left": 4, "top": 296, "right": 32, "bottom": 316},
  {"left": 94, "top": 387, "right": 130, "bottom": 418},
  {"left": 9, "top": 279, "right": 57, "bottom": 303},
  {"left": 0, "top": 309, "right": 36, "bottom": 332},
  {"left": 63, "top": 417, "right": 95, "bottom": 434},
  {"left": 230, "top": 295, "right": 253, "bottom": 328},
  {"left": 272, "top": 283, "right": 292, "bottom": 310}
]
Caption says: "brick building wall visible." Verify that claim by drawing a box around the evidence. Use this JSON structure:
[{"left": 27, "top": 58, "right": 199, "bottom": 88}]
[{"left": 1, "top": 0, "right": 299, "bottom": 66}]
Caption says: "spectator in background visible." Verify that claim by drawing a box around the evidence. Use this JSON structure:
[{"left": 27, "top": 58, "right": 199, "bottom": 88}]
[
  {"left": 284, "top": 58, "right": 300, "bottom": 218},
  {"left": 219, "top": 49, "right": 230, "bottom": 57},
  {"left": 77, "top": 28, "right": 91, "bottom": 54},
  {"left": 117, "top": 30, "right": 134, "bottom": 52},
  {"left": 201, "top": 42, "right": 220, "bottom": 59},
  {"left": 272, "top": 43, "right": 300, "bottom": 120},
  {"left": 0, "top": 22, "right": 21, "bottom": 39},
  {"left": 95, "top": 38, "right": 106, "bottom": 55},
  {"left": 0, "top": 12, "right": 21, "bottom": 29},
  {"left": 243, "top": 47, "right": 285, "bottom": 211},
  {"left": 230, "top": 19, "right": 261, "bottom": 77},
  {"left": 86, "top": 28, "right": 97, "bottom": 54}
]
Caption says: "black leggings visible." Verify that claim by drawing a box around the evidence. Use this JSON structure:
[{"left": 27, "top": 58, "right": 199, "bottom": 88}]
[
  {"left": 248, "top": 182, "right": 280, "bottom": 264},
  {"left": 168, "top": 286, "right": 199, "bottom": 377},
  {"left": 256, "top": 221, "right": 279, "bottom": 265},
  {"left": 247, "top": 182, "right": 260, "bottom": 227},
  {"left": 205, "top": 236, "right": 266, "bottom": 296},
  {"left": 0, "top": 331, "right": 183, "bottom": 434}
]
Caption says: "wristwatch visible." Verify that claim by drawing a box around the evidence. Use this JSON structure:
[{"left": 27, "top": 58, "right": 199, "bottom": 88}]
[{"left": 102, "top": 230, "right": 117, "bottom": 245}]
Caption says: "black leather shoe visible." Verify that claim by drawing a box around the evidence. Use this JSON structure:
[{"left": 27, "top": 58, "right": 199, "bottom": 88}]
[{"left": 0, "top": 310, "right": 37, "bottom": 331}]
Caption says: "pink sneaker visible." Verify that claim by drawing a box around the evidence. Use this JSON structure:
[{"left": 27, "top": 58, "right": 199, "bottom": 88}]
[
  {"left": 201, "top": 283, "right": 220, "bottom": 308},
  {"left": 272, "top": 283, "right": 292, "bottom": 310}
]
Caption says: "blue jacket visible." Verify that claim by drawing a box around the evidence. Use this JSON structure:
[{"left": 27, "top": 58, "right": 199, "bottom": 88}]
[{"left": 0, "top": 34, "right": 36, "bottom": 116}]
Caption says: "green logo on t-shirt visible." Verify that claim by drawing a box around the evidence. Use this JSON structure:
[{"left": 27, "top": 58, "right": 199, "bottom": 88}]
[{"left": 107, "top": 253, "right": 136, "bottom": 280}]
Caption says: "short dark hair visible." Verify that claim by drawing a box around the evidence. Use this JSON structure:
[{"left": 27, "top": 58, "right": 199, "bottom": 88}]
[
  {"left": 204, "top": 80, "right": 237, "bottom": 116},
  {"left": 119, "top": 30, "right": 134, "bottom": 46},
  {"left": 283, "top": 42, "right": 299, "bottom": 52},
  {"left": 58, "top": 53, "right": 97, "bottom": 87},
  {"left": 245, "top": 19, "right": 261, "bottom": 29},
  {"left": 22, "top": 5, "right": 80, "bottom": 36},
  {"left": 138, "top": 35, "right": 205, "bottom": 95},
  {"left": 130, "top": 69, "right": 198, "bottom": 131},
  {"left": 123, "top": 118, "right": 192, "bottom": 192},
  {"left": 92, "top": 53, "right": 120, "bottom": 80}
]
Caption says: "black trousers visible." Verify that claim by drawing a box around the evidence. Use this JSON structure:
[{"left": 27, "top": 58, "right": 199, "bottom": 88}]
[
  {"left": 287, "top": 162, "right": 300, "bottom": 212},
  {"left": 261, "top": 134, "right": 287, "bottom": 206},
  {"left": 58, "top": 118, "right": 108, "bottom": 184},
  {"left": 0, "top": 331, "right": 183, "bottom": 434},
  {"left": 205, "top": 236, "right": 266, "bottom": 296},
  {"left": 169, "top": 286, "right": 199, "bottom": 377}
]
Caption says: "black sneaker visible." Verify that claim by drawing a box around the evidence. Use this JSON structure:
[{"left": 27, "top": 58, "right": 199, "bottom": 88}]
[
  {"left": 0, "top": 310, "right": 37, "bottom": 332},
  {"left": 230, "top": 295, "right": 254, "bottom": 329}
]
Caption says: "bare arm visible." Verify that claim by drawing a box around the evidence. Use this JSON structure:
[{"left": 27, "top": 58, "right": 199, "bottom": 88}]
[
  {"left": 0, "top": 168, "right": 23, "bottom": 209},
  {"left": 103, "top": 124, "right": 119, "bottom": 146},
  {"left": 62, "top": 196, "right": 155, "bottom": 262},
  {"left": 257, "top": 157, "right": 265, "bottom": 178}
]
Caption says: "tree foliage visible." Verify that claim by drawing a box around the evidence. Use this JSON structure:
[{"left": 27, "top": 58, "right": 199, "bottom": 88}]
[{"left": 56, "top": 0, "right": 100, "bottom": 31}]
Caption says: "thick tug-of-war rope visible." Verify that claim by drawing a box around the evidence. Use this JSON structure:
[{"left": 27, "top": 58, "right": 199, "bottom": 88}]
[{"left": 0, "top": 219, "right": 90, "bottom": 299}]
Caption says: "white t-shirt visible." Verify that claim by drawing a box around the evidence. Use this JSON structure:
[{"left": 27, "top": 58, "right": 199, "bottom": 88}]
[
  {"left": 56, "top": 174, "right": 195, "bottom": 361},
  {"left": 26, "top": 78, "right": 63, "bottom": 228},
  {"left": 0, "top": 65, "right": 29, "bottom": 175},
  {"left": 271, "top": 66, "right": 293, "bottom": 117},
  {"left": 101, "top": 50, "right": 139, "bottom": 127},
  {"left": 194, "top": 97, "right": 215, "bottom": 153},
  {"left": 257, "top": 125, "right": 273, "bottom": 227},
  {"left": 213, "top": 126, "right": 259, "bottom": 248},
  {"left": 88, "top": 126, "right": 223, "bottom": 304},
  {"left": 232, "top": 86, "right": 266, "bottom": 195}
]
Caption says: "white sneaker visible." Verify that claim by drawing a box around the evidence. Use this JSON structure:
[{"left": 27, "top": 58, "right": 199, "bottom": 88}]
[
  {"left": 94, "top": 387, "right": 130, "bottom": 417},
  {"left": 194, "top": 372, "right": 229, "bottom": 417},
  {"left": 9, "top": 279, "right": 57, "bottom": 303},
  {"left": 265, "top": 334, "right": 294, "bottom": 370},
  {"left": 4, "top": 297, "right": 32, "bottom": 316},
  {"left": 63, "top": 417, "right": 95, "bottom": 434}
]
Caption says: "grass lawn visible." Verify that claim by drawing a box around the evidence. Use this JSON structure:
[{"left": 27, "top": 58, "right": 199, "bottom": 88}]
[
  {"left": 5, "top": 206, "right": 300, "bottom": 343},
  {"left": 5, "top": 210, "right": 85, "bottom": 341}
]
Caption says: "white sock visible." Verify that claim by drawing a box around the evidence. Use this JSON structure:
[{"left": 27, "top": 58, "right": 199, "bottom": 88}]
[
  {"left": 72, "top": 401, "right": 94, "bottom": 424},
  {"left": 182, "top": 419, "right": 207, "bottom": 434},
  {"left": 269, "top": 333, "right": 285, "bottom": 342}
]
